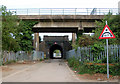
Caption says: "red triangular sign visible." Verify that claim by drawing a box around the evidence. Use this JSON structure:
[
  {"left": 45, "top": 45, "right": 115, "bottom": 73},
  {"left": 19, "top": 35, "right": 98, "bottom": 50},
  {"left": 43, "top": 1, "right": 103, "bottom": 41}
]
[{"left": 99, "top": 25, "right": 115, "bottom": 39}]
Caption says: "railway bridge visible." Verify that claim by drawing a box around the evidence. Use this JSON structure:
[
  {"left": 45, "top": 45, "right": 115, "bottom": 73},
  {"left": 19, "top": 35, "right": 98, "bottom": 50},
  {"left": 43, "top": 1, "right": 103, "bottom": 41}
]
[{"left": 9, "top": 8, "right": 119, "bottom": 58}]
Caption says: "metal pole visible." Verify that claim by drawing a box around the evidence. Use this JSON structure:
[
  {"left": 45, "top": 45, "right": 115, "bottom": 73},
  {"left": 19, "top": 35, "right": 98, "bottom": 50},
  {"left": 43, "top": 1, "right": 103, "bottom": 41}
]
[
  {"left": 39, "top": 8, "right": 40, "bottom": 15},
  {"left": 106, "top": 21, "right": 109, "bottom": 79},
  {"left": 51, "top": 9, "right": 52, "bottom": 15},
  {"left": 86, "top": 8, "right": 88, "bottom": 15},
  {"left": 106, "top": 39, "right": 109, "bottom": 79},
  {"left": 75, "top": 8, "right": 77, "bottom": 15},
  {"left": 27, "top": 9, "right": 28, "bottom": 15}
]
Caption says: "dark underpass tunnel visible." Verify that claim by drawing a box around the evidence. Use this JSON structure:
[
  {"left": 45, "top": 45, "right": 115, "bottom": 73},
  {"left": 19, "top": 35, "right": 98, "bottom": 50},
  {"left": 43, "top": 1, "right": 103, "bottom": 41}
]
[{"left": 50, "top": 44, "right": 63, "bottom": 59}]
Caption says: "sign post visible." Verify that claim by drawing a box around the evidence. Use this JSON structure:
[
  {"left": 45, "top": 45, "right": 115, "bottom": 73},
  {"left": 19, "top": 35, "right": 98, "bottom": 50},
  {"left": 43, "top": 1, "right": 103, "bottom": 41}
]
[
  {"left": 106, "top": 21, "right": 109, "bottom": 79},
  {"left": 99, "top": 21, "right": 115, "bottom": 79}
]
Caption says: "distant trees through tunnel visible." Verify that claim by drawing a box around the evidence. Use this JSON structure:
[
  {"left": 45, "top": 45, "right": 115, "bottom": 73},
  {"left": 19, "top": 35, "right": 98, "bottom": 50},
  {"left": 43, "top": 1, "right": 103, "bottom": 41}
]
[
  {"left": 50, "top": 44, "right": 63, "bottom": 59},
  {"left": 53, "top": 50, "right": 61, "bottom": 58}
]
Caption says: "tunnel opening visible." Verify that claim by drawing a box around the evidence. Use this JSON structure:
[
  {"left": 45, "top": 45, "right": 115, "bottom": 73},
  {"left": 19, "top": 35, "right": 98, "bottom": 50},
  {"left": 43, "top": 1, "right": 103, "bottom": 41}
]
[{"left": 50, "top": 44, "right": 63, "bottom": 59}]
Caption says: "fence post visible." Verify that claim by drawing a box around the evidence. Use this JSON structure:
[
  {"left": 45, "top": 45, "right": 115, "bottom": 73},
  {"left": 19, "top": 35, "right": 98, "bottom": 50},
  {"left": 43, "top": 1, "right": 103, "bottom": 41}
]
[
  {"left": 99, "top": 8, "right": 100, "bottom": 15},
  {"left": 27, "top": 9, "right": 28, "bottom": 15},
  {"left": 86, "top": 8, "right": 88, "bottom": 15},
  {"left": 75, "top": 8, "right": 77, "bottom": 15},
  {"left": 63, "top": 9, "right": 64, "bottom": 15},
  {"left": 116, "top": 45, "right": 118, "bottom": 62},
  {"left": 51, "top": 9, "right": 52, "bottom": 15},
  {"left": 90, "top": 47, "right": 92, "bottom": 61},
  {"left": 39, "top": 8, "right": 40, "bottom": 15},
  {"left": 118, "top": 45, "right": 120, "bottom": 62}
]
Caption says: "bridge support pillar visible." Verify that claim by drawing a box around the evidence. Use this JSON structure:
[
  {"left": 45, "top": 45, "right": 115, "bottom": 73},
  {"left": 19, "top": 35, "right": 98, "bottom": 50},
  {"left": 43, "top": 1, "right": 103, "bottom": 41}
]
[
  {"left": 72, "top": 33, "right": 76, "bottom": 46},
  {"left": 33, "top": 33, "right": 39, "bottom": 51}
]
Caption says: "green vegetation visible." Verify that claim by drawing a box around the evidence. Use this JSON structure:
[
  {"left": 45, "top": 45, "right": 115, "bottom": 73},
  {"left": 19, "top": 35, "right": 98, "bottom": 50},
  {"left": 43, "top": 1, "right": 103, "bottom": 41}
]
[
  {"left": 74, "top": 13, "right": 120, "bottom": 49},
  {"left": 68, "top": 57, "right": 120, "bottom": 76},
  {"left": 77, "top": 35, "right": 95, "bottom": 47},
  {"left": 40, "top": 59, "right": 44, "bottom": 61},
  {"left": 91, "top": 43, "right": 104, "bottom": 61},
  {"left": 1, "top": 5, "right": 38, "bottom": 52},
  {"left": 18, "top": 21, "right": 38, "bottom": 52},
  {"left": 70, "top": 13, "right": 120, "bottom": 76},
  {"left": 53, "top": 50, "right": 61, "bottom": 57},
  {"left": 54, "top": 50, "right": 60, "bottom": 53},
  {"left": 2, "top": 5, "right": 21, "bottom": 52},
  {"left": 73, "top": 13, "right": 120, "bottom": 61},
  {"left": 93, "top": 13, "right": 120, "bottom": 45}
]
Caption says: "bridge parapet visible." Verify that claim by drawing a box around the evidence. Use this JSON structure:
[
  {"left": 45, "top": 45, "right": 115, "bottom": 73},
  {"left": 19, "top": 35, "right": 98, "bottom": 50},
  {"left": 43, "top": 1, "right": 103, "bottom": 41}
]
[{"left": 8, "top": 8, "right": 119, "bottom": 15}]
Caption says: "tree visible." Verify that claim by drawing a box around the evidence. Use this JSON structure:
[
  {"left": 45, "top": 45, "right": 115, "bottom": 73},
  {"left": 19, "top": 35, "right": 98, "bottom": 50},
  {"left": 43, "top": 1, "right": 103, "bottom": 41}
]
[
  {"left": 78, "top": 35, "right": 95, "bottom": 47},
  {"left": 18, "top": 21, "right": 38, "bottom": 52},
  {"left": 93, "top": 13, "right": 120, "bottom": 45},
  {"left": 109, "top": 15, "right": 120, "bottom": 43},
  {"left": 73, "top": 13, "right": 120, "bottom": 49},
  {"left": 1, "top": 5, "right": 39, "bottom": 53},
  {"left": 2, "top": 5, "right": 21, "bottom": 52}
]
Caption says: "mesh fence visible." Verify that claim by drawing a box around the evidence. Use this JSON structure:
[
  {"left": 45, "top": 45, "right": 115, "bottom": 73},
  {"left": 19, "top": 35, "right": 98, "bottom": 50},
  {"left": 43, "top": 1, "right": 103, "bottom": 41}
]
[
  {"left": 66, "top": 45, "right": 120, "bottom": 63},
  {"left": 1, "top": 51, "right": 44, "bottom": 64}
]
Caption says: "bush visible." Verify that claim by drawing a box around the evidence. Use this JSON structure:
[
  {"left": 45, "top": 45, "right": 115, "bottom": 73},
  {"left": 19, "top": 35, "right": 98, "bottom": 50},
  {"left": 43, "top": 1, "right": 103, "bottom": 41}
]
[
  {"left": 68, "top": 57, "right": 120, "bottom": 76},
  {"left": 40, "top": 59, "right": 44, "bottom": 61},
  {"left": 68, "top": 56, "right": 76, "bottom": 67},
  {"left": 85, "top": 63, "right": 120, "bottom": 76},
  {"left": 102, "top": 57, "right": 117, "bottom": 63},
  {"left": 91, "top": 44, "right": 104, "bottom": 59},
  {"left": 78, "top": 63, "right": 93, "bottom": 74},
  {"left": 68, "top": 57, "right": 93, "bottom": 74},
  {"left": 78, "top": 35, "right": 95, "bottom": 47},
  {"left": 110, "top": 63, "right": 120, "bottom": 76}
]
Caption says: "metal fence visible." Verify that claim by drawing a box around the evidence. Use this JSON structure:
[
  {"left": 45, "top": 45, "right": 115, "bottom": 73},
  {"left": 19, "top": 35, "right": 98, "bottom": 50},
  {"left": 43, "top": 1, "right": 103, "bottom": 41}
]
[
  {"left": 66, "top": 45, "right": 120, "bottom": 63},
  {"left": 7, "top": 8, "right": 120, "bottom": 15},
  {"left": 1, "top": 50, "right": 44, "bottom": 64}
]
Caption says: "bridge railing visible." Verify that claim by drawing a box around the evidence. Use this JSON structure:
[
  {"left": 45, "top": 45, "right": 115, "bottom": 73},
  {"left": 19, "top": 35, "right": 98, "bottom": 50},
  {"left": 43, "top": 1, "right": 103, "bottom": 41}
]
[{"left": 7, "top": 8, "right": 120, "bottom": 15}]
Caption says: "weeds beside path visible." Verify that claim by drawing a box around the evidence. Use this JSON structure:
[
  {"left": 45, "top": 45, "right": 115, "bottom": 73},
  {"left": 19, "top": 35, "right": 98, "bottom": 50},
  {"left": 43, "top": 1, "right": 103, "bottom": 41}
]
[{"left": 67, "top": 57, "right": 120, "bottom": 82}]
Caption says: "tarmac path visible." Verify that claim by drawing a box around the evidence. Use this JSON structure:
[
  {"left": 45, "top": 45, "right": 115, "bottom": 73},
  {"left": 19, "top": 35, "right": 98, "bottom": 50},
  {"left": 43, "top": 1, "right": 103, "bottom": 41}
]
[{"left": 2, "top": 59, "right": 81, "bottom": 82}]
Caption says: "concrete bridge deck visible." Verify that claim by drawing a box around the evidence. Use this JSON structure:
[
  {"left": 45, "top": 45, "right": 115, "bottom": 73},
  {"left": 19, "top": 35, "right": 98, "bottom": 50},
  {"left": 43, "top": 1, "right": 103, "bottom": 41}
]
[{"left": 18, "top": 15, "right": 104, "bottom": 21}]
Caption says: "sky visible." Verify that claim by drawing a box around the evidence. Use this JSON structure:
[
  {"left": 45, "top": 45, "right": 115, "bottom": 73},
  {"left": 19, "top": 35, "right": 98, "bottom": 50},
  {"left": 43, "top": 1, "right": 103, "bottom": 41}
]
[
  {"left": 0, "top": 0, "right": 120, "bottom": 40},
  {"left": 0, "top": 0, "right": 120, "bottom": 8}
]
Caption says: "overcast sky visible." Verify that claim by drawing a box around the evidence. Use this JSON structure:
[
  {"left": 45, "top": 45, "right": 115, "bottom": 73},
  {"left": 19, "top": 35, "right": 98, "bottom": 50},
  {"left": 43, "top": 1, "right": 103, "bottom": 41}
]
[
  {"left": 1, "top": 0, "right": 120, "bottom": 8},
  {"left": 1, "top": 0, "right": 120, "bottom": 41}
]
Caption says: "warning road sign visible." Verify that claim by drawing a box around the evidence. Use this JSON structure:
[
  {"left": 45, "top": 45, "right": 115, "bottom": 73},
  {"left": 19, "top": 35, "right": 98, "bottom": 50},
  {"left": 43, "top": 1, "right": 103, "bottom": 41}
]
[
  {"left": 99, "top": 25, "right": 115, "bottom": 39},
  {"left": 99, "top": 21, "right": 116, "bottom": 79}
]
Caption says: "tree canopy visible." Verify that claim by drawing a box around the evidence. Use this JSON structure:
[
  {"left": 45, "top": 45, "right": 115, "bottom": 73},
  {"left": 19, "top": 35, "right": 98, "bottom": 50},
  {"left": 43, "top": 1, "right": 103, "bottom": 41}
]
[
  {"left": 93, "top": 13, "right": 120, "bottom": 45},
  {"left": 1, "top": 5, "right": 38, "bottom": 52},
  {"left": 2, "top": 5, "right": 21, "bottom": 52},
  {"left": 75, "top": 13, "right": 120, "bottom": 48},
  {"left": 18, "top": 21, "right": 38, "bottom": 52}
]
